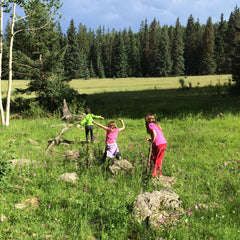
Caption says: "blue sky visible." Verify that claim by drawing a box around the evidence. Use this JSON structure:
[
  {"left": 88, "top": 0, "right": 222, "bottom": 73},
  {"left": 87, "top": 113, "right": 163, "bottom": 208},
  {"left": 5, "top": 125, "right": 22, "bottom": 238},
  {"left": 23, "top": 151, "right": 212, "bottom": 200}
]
[{"left": 59, "top": 0, "right": 239, "bottom": 33}]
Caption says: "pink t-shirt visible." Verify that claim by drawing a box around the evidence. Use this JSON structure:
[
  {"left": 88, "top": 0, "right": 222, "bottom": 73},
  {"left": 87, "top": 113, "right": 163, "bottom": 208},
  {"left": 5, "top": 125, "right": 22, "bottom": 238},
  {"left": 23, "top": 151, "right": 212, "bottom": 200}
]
[
  {"left": 106, "top": 127, "right": 120, "bottom": 144},
  {"left": 148, "top": 122, "right": 167, "bottom": 146}
]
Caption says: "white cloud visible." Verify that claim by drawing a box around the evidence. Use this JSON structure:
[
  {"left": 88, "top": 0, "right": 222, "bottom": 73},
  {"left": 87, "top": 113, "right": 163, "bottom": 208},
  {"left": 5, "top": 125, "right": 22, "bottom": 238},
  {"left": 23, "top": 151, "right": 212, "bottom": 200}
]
[{"left": 60, "top": 0, "right": 239, "bottom": 32}]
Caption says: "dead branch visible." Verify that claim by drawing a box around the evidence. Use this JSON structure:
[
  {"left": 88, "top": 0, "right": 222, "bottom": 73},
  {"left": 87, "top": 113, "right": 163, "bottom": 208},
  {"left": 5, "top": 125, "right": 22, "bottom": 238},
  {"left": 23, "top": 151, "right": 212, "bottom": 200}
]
[{"left": 45, "top": 124, "right": 73, "bottom": 154}]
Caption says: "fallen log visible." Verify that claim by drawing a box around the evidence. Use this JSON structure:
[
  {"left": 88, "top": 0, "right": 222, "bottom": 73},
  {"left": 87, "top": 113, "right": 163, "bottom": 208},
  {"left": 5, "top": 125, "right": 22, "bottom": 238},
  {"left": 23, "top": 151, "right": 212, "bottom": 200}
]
[{"left": 45, "top": 124, "right": 73, "bottom": 154}]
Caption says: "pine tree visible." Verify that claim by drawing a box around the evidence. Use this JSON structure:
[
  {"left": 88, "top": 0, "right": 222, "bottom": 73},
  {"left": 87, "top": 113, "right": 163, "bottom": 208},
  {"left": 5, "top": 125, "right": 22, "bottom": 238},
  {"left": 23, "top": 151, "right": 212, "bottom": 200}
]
[
  {"left": 9, "top": 0, "right": 65, "bottom": 84},
  {"left": 232, "top": 41, "right": 240, "bottom": 89},
  {"left": 127, "top": 27, "right": 139, "bottom": 77},
  {"left": 225, "top": 6, "right": 240, "bottom": 72},
  {"left": 214, "top": 14, "right": 228, "bottom": 74},
  {"left": 91, "top": 26, "right": 105, "bottom": 78},
  {"left": 101, "top": 29, "right": 114, "bottom": 77},
  {"left": 200, "top": 17, "right": 216, "bottom": 75},
  {"left": 158, "top": 25, "right": 172, "bottom": 77},
  {"left": 172, "top": 18, "right": 185, "bottom": 76},
  {"left": 184, "top": 15, "right": 196, "bottom": 75},
  {"left": 193, "top": 20, "right": 204, "bottom": 75},
  {"left": 149, "top": 18, "right": 161, "bottom": 76},
  {"left": 64, "top": 19, "right": 86, "bottom": 79},
  {"left": 139, "top": 19, "right": 150, "bottom": 77},
  {"left": 112, "top": 31, "right": 128, "bottom": 78}
]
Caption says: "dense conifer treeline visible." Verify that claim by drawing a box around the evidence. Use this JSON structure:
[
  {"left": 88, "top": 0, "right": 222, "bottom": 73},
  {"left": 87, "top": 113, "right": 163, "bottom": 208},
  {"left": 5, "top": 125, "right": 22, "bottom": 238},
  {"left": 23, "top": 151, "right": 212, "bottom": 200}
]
[{"left": 3, "top": 5, "right": 240, "bottom": 81}]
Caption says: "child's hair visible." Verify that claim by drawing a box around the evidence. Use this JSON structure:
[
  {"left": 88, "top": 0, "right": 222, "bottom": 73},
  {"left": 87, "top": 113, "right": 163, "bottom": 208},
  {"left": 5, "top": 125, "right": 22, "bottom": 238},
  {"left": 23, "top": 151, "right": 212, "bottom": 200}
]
[
  {"left": 108, "top": 121, "right": 117, "bottom": 129},
  {"left": 145, "top": 113, "right": 162, "bottom": 131},
  {"left": 85, "top": 108, "right": 91, "bottom": 114}
]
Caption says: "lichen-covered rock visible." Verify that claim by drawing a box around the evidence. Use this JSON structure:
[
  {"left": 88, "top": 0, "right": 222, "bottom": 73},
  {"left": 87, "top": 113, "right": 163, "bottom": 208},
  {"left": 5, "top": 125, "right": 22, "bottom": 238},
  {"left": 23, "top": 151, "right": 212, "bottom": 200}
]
[
  {"left": 132, "top": 189, "right": 185, "bottom": 228},
  {"left": 1, "top": 215, "right": 8, "bottom": 222},
  {"left": 59, "top": 172, "right": 78, "bottom": 183},
  {"left": 15, "top": 203, "right": 27, "bottom": 210},
  {"left": 152, "top": 175, "right": 176, "bottom": 189},
  {"left": 109, "top": 159, "right": 133, "bottom": 174},
  {"left": 23, "top": 197, "right": 40, "bottom": 208}
]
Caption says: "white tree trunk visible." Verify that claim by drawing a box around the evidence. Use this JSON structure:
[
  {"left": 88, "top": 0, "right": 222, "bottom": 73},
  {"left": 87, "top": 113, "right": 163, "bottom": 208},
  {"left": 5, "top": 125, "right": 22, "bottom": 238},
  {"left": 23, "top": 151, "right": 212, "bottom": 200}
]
[
  {"left": 5, "top": 3, "right": 16, "bottom": 126},
  {"left": 0, "top": 0, "right": 5, "bottom": 125}
]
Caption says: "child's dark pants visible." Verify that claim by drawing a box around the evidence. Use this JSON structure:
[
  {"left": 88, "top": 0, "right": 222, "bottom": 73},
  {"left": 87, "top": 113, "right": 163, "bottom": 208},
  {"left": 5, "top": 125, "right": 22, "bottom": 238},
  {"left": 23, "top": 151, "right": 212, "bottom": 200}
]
[{"left": 85, "top": 125, "right": 94, "bottom": 141}]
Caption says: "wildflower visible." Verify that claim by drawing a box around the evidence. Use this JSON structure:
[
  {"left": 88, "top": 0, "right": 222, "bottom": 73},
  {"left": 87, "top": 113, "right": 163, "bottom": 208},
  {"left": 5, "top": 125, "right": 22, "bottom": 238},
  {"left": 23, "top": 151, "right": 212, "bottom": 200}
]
[
  {"left": 159, "top": 218, "right": 164, "bottom": 223},
  {"left": 195, "top": 204, "right": 198, "bottom": 210},
  {"left": 36, "top": 154, "right": 39, "bottom": 157},
  {"left": 177, "top": 152, "right": 180, "bottom": 155},
  {"left": 218, "top": 169, "right": 222, "bottom": 172},
  {"left": 188, "top": 211, "right": 192, "bottom": 215},
  {"left": 236, "top": 160, "right": 239, "bottom": 163},
  {"left": 232, "top": 167, "right": 234, "bottom": 169},
  {"left": 203, "top": 194, "right": 206, "bottom": 198},
  {"left": 230, "top": 198, "right": 233, "bottom": 202},
  {"left": 141, "top": 153, "right": 144, "bottom": 158},
  {"left": 48, "top": 205, "right": 51, "bottom": 208},
  {"left": 33, "top": 173, "right": 36, "bottom": 177}
]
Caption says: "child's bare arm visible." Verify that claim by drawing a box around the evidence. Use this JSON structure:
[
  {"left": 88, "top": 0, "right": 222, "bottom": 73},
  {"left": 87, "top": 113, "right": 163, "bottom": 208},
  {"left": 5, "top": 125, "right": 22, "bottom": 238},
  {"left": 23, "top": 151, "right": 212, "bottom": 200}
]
[
  {"left": 147, "top": 130, "right": 156, "bottom": 143},
  {"left": 118, "top": 119, "right": 125, "bottom": 131},
  {"left": 92, "top": 120, "right": 108, "bottom": 130}
]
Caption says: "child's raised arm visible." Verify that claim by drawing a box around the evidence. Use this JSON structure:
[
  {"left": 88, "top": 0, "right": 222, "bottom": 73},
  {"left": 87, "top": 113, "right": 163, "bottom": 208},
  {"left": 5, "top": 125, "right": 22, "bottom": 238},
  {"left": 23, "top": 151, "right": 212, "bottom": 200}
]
[
  {"left": 92, "top": 120, "right": 108, "bottom": 130},
  {"left": 118, "top": 119, "right": 125, "bottom": 131}
]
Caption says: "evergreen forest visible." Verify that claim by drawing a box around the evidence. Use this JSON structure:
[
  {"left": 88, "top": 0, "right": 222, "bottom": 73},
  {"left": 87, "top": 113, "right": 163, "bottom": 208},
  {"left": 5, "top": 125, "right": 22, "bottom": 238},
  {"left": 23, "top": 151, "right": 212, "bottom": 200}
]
[{"left": 2, "top": 5, "right": 240, "bottom": 82}]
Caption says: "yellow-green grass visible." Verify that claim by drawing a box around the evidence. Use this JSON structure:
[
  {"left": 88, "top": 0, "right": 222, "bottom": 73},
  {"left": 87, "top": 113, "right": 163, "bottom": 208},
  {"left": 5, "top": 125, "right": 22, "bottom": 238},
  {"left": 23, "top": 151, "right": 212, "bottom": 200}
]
[
  {"left": 1, "top": 79, "right": 33, "bottom": 98},
  {"left": 70, "top": 75, "right": 231, "bottom": 94},
  {"left": 0, "top": 75, "right": 232, "bottom": 97}
]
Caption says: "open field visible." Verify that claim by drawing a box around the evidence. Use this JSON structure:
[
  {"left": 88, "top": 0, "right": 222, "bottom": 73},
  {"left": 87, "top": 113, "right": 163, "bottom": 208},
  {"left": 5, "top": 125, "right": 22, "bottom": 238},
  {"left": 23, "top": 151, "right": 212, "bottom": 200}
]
[
  {"left": 70, "top": 75, "right": 231, "bottom": 94},
  {"left": 1, "top": 75, "right": 231, "bottom": 97}
]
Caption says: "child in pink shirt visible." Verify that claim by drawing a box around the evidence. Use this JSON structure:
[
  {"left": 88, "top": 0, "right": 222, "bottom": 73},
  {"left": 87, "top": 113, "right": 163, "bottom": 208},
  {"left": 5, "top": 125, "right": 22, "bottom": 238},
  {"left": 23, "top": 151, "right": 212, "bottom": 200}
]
[
  {"left": 145, "top": 113, "right": 167, "bottom": 177},
  {"left": 93, "top": 119, "right": 125, "bottom": 164}
]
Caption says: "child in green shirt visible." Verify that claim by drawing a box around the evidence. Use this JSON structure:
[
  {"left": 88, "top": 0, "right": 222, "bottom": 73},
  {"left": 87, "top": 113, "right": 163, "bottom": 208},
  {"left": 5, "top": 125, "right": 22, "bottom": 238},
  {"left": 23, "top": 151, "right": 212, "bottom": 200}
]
[{"left": 79, "top": 108, "right": 104, "bottom": 142}]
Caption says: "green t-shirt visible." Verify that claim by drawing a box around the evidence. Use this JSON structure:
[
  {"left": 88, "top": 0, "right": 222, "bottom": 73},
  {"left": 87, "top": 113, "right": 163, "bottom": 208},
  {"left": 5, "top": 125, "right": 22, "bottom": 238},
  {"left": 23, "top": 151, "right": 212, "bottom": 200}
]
[{"left": 80, "top": 114, "right": 102, "bottom": 126}]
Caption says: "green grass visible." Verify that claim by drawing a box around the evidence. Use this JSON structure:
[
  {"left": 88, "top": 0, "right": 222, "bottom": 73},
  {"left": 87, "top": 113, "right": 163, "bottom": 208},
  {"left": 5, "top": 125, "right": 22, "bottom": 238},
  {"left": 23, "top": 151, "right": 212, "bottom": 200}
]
[
  {"left": 0, "top": 78, "right": 239, "bottom": 239},
  {"left": 69, "top": 75, "right": 231, "bottom": 94},
  {"left": 1, "top": 75, "right": 231, "bottom": 97}
]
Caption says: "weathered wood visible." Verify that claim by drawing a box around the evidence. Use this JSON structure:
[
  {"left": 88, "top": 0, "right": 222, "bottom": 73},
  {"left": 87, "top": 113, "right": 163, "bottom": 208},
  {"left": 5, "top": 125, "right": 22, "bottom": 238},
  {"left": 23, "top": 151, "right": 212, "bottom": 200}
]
[
  {"left": 45, "top": 124, "right": 73, "bottom": 154},
  {"left": 61, "top": 99, "right": 72, "bottom": 120}
]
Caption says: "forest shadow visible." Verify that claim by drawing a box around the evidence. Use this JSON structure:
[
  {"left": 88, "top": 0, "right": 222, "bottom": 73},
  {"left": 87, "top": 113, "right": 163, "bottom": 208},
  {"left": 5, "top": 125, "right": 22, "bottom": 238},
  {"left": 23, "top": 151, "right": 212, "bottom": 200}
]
[{"left": 83, "top": 86, "right": 240, "bottom": 119}]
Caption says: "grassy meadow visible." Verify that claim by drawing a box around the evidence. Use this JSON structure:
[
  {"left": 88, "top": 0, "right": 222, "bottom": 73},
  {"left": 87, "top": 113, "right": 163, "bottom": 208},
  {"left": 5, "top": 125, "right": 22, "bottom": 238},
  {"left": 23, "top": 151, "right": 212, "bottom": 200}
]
[{"left": 0, "top": 75, "right": 239, "bottom": 239}]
